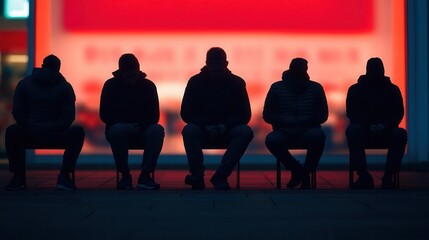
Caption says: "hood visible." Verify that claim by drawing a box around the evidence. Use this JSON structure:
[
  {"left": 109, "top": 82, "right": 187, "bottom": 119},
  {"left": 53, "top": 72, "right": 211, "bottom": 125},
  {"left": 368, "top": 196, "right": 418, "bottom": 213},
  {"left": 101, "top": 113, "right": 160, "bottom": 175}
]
[
  {"left": 281, "top": 70, "right": 310, "bottom": 92},
  {"left": 31, "top": 68, "right": 66, "bottom": 86},
  {"left": 357, "top": 74, "right": 391, "bottom": 86},
  {"left": 199, "top": 65, "right": 232, "bottom": 76},
  {"left": 112, "top": 70, "right": 147, "bottom": 80}
]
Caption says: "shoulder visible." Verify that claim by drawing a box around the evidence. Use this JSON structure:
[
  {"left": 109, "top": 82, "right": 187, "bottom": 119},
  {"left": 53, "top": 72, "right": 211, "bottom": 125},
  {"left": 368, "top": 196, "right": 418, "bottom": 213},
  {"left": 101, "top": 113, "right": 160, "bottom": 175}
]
[
  {"left": 141, "top": 78, "right": 157, "bottom": 90},
  {"left": 229, "top": 73, "right": 246, "bottom": 87},
  {"left": 308, "top": 80, "right": 325, "bottom": 91}
]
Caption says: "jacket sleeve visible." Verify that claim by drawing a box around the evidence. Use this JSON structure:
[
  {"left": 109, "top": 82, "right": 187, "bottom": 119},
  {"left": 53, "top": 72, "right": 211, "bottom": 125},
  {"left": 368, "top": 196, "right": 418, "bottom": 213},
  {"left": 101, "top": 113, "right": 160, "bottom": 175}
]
[
  {"left": 56, "top": 83, "right": 76, "bottom": 130},
  {"left": 224, "top": 80, "right": 251, "bottom": 128},
  {"left": 140, "top": 81, "right": 160, "bottom": 127},
  {"left": 384, "top": 85, "right": 404, "bottom": 128},
  {"left": 180, "top": 78, "right": 205, "bottom": 126},
  {"left": 11, "top": 79, "right": 29, "bottom": 125},
  {"left": 346, "top": 85, "right": 370, "bottom": 127},
  {"left": 262, "top": 84, "right": 279, "bottom": 124},
  {"left": 99, "top": 81, "right": 114, "bottom": 124},
  {"left": 317, "top": 84, "right": 329, "bottom": 124}
]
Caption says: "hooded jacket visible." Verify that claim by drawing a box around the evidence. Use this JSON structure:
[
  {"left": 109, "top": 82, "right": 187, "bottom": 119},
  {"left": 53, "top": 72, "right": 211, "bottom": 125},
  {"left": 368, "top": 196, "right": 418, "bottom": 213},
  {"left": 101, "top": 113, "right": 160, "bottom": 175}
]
[
  {"left": 12, "top": 68, "right": 76, "bottom": 134},
  {"left": 99, "top": 71, "right": 160, "bottom": 132},
  {"left": 346, "top": 75, "right": 404, "bottom": 129},
  {"left": 180, "top": 66, "right": 251, "bottom": 129},
  {"left": 263, "top": 70, "right": 328, "bottom": 132}
]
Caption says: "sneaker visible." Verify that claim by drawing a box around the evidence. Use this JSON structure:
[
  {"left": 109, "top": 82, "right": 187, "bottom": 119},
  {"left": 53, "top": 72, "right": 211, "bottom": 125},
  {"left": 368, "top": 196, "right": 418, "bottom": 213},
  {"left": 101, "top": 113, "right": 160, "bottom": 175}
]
[
  {"left": 185, "top": 175, "right": 205, "bottom": 190},
  {"left": 210, "top": 173, "right": 231, "bottom": 190},
  {"left": 56, "top": 174, "right": 76, "bottom": 191},
  {"left": 381, "top": 176, "right": 396, "bottom": 189},
  {"left": 117, "top": 174, "right": 133, "bottom": 190},
  {"left": 286, "top": 164, "right": 303, "bottom": 189},
  {"left": 137, "top": 174, "right": 160, "bottom": 190},
  {"left": 4, "top": 175, "right": 26, "bottom": 191},
  {"left": 351, "top": 173, "right": 374, "bottom": 190}
]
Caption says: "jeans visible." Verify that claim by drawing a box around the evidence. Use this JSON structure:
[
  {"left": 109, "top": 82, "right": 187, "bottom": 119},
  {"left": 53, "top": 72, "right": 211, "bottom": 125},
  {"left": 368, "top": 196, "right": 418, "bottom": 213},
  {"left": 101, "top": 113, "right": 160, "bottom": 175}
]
[
  {"left": 5, "top": 124, "right": 85, "bottom": 176},
  {"left": 106, "top": 123, "right": 164, "bottom": 176},
  {"left": 265, "top": 128, "right": 326, "bottom": 174},
  {"left": 346, "top": 124, "right": 407, "bottom": 177},
  {"left": 182, "top": 124, "right": 253, "bottom": 177}
]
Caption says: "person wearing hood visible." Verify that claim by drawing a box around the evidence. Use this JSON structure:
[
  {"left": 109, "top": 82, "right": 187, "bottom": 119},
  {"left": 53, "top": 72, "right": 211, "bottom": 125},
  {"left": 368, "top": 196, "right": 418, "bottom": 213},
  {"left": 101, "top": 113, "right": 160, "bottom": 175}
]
[
  {"left": 100, "top": 53, "right": 164, "bottom": 190},
  {"left": 263, "top": 58, "right": 328, "bottom": 189},
  {"left": 181, "top": 47, "right": 253, "bottom": 190},
  {"left": 346, "top": 57, "right": 407, "bottom": 189},
  {"left": 4, "top": 54, "right": 85, "bottom": 191}
]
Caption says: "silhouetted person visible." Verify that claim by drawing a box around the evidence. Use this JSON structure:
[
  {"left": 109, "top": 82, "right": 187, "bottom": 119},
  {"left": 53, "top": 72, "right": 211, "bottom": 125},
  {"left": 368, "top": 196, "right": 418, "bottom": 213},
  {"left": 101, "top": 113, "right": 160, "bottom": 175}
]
[
  {"left": 4, "top": 54, "right": 85, "bottom": 191},
  {"left": 346, "top": 57, "right": 407, "bottom": 189},
  {"left": 100, "top": 53, "right": 164, "bottom": 190},
  {"left": 263, "top": 58, "right": 328, "bottom": 189},
  {"left": 181, "top": 47, "right": 253, "bottom": 190}
]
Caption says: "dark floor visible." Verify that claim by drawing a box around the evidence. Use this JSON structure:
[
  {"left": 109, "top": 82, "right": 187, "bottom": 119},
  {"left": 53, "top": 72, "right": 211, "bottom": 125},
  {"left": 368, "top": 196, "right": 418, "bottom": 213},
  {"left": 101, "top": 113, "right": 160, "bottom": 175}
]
[{"left": 1, "top": 169, "right": 428, "bottom": 240}]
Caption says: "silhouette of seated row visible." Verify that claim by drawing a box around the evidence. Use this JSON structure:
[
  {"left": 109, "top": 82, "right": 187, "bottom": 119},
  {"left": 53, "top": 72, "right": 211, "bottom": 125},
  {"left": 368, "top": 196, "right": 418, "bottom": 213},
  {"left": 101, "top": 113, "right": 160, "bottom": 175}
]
[{"left": 4, "top": 50, "right": 407, "bottom": 191}]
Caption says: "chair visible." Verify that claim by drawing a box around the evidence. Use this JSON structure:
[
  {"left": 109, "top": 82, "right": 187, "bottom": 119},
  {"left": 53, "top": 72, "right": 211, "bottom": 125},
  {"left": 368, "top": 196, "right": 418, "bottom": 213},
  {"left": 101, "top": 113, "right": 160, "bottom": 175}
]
[
  {"left": 25, "top": 143, "right": 75, "bottom": 186},
  {"left": 115, "top": 142, "right": 154, "bottom": 188},
  {"left": 202, "top": 139, "right": 241, "bottom": 189},
  {"left": 348, "top": 144, "right": 399, "bottom": 189},
  {"left": 276, "top": 145, "right": 317, "bottom": 189}
]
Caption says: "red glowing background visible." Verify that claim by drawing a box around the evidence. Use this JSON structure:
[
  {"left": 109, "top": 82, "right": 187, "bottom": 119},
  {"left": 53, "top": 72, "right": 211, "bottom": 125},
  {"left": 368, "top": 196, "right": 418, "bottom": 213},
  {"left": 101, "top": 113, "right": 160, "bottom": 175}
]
[{"left": 34, "top": 0, "right": 406, "bottom": 154}]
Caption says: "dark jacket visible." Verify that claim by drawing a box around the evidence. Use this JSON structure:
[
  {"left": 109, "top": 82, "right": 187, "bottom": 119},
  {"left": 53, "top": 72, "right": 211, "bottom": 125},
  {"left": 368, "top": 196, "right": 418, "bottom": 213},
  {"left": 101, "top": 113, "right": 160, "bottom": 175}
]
[
  {"left": 346, "top": 75, "right": 404, "bottom": 129},
  {"left": 180, "top": 66, "right": 251, "bottom": 129},
  {"left": 263, "top": 70, "right": 328, "bottom": 132},
  {"left": 99, "top": 71, "right": 160, "bottom": 132},
  {"left": 12, "top": 68, "right": 76, "bottom": 135}
]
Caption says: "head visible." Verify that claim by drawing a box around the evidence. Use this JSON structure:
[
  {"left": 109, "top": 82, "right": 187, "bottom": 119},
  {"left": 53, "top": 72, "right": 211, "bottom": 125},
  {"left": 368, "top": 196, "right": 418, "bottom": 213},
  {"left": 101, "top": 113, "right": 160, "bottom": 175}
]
[
  {"left": 205, "top": 47, "right": 228, "bottom": 78},
  {"left": 42, "top": 54, "right": 61, "bottom": 72},
  {"left": 366, "top": 57, "right": 385, "bottom": 77},
  {"left": 289, "top": 58, "right": 308, "bottom": 75},
  {"left": 118, "top": 53, "right": 140, "bottom": 86}
]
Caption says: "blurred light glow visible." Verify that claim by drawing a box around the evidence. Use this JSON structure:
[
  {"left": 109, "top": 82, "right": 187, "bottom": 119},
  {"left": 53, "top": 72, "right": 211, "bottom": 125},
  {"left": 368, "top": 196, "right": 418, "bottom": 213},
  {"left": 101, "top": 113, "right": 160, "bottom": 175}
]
[{"left": 4, "top": 0, "right": 29, "bottom": 19}]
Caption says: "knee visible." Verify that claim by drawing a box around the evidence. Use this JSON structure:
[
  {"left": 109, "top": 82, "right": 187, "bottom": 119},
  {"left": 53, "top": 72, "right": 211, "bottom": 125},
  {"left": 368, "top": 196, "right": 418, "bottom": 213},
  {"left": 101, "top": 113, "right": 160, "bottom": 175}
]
[
  {"left": 69, "top": 126, "right": 85, "bottom": 141},
  {"left": 308, "top": 128, "right": 326, "bottom": 145},
  {"left": 346, "top": 124, "right": 365, "bottom": 139},
  {"left": 181, "top": 124, "right": 202, "bottom": 138},
  {"left": 231, "top": 125, "right": 254, "bottom": 141},
  {"left": 146, "top": 124, "right": 165, "bottom": 139},
  {"left": 5, "top": 124, "right": 23, "bottom": 138},
  {"left": 265, "top": 131, "right": 286, "bottom": 149},
  {"left": 390, "top": 128, "right": 407, "bottom": 144},
  {"left": 106, "top": 124, "right": 128, "bottom": 142}
]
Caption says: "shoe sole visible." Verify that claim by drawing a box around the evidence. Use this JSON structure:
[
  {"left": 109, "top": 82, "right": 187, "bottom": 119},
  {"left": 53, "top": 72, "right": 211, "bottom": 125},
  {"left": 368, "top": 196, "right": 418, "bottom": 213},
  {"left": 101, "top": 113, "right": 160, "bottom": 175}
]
[
  {"left": 5, "top": 185, "right": 26, "bottom": 191},
  {"left": 56, "top": 184, "right": 76, "bottom": 191},
  {"left": 136, "top": 184, "right": 160, "bottom": 190}
]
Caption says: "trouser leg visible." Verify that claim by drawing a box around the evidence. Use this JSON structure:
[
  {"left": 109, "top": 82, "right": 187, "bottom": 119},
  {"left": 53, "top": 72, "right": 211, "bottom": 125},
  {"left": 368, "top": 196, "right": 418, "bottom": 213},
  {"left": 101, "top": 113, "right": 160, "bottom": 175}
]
[
  {"left": 59, "top": 126, "right": 85, "bottom": 174},
  {"left": 346, "top": 124, "right": 368, "bottom": 176},
  {"left": 106, "top": 124, "right": 133, "bottom": 175},
  {"left": 217, "top": 125, "right": 253, "bottom": 177},
  {"left": 140, "top": 124, "right": 164, "bottom": 175},
  {"left": 300, "top": 128, "right": 326, "bottom": 175},
  {"left": 384, "top": 128, "right": 407, "bottom": 178},
  {"left": 265, "top": 130, "right": 300, "bottom": 170},
  {"left": 5, "top": 124, "right": 26, "bottom": 177},
  {"left": 182, "top": 124, "right": 205, "bottom": 176}
]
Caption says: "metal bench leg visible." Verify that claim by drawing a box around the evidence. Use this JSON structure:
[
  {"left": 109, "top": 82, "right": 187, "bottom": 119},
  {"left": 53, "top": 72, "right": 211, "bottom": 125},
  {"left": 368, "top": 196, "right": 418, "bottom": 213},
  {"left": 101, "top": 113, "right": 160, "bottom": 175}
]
[
  {"left": 236, "top": 161, "right": 240, "bottom": 189},
  {"left": 116, "top": 170, "right": 120, "bottom": 189},
  {"left": 276, "top": 159, "right": 281, "bottom": 189},
  {"left": 311, "top": 170, "right": 317, "bottom": 189},
  {"left": 349, "top": 169, "right": 354, "bottom": 189},
  {"left": 71, "top": 170, "right": 76, "bottom": 185},
  {"left": 393, "top": 171, "right": 399, "bottom": 189}
]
